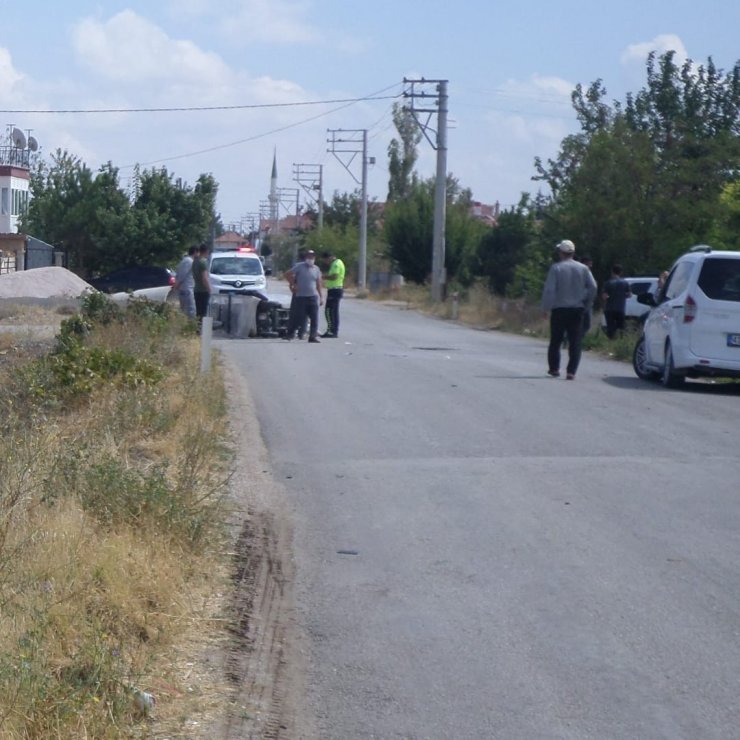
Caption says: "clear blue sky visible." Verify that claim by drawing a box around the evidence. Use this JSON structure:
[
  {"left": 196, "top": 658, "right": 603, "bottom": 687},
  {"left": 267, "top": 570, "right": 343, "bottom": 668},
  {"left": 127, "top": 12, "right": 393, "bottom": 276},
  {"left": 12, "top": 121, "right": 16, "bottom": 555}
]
[{"left": 1, "top": 0, "right": 738, "bottom": 229}]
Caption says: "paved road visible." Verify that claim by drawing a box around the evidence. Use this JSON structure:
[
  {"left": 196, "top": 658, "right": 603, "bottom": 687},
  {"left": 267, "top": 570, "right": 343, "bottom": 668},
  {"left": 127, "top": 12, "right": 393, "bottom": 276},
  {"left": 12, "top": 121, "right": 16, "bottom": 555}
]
[{"left": 217, "top": 290, "right": 740, "bottom": 740}]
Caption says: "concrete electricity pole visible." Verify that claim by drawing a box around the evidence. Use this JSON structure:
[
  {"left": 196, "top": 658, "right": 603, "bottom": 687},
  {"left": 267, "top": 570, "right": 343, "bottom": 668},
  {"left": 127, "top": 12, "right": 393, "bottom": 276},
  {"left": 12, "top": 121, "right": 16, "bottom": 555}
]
[
  {"left": 293, "top": 163, "right": 324, "bottom": 230},
  {"left": 403, "top": 78, "right": 449, "bottom": 302},
  {"left": 327, "top": 128, "right": 369, "bottom": 291}
]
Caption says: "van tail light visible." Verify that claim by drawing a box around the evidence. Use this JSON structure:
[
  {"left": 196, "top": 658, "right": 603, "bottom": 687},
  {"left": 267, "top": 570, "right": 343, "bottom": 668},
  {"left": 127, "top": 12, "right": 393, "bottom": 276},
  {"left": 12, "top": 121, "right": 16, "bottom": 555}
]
[{"left": 683, "top": 294, "right": 697, "bottom": 323}]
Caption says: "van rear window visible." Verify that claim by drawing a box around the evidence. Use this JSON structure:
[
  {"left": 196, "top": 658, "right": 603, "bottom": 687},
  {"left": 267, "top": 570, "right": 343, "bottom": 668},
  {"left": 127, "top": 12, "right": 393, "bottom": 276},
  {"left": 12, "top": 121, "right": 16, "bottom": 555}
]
[{"left": 697, "top": 258, "right": 740, "bottom": 302}]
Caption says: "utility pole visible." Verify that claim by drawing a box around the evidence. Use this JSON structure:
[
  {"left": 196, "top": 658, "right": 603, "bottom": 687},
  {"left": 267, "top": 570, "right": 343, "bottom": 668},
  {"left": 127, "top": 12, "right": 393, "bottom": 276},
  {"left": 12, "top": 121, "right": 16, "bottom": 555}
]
[
  {"left": 277, "top": 187, "right": 300, "bottom": 226},
  {"left": 403, "top": 78, "right": 449, "bottom": 302},
  {"left": 293, "top": 163, "right": 324, "bottom": 230},
  {"left": 242, "top": 212, "right": 259, "bottom": 246},
  {"left": 327, "top": 128, "right": 369, "bottom": 291}
]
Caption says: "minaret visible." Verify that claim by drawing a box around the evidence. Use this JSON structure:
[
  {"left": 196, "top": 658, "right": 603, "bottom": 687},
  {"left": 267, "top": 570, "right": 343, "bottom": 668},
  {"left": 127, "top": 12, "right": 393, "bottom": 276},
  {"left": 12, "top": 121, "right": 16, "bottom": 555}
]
[{"left": 269, "top": 148, "right": 279, "bottom": 234}]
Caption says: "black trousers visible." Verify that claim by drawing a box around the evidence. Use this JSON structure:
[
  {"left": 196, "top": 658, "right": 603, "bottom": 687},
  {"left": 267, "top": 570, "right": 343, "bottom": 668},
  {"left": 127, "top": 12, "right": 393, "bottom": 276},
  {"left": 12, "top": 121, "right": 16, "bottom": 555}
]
[
  {"left": 287, "top": 296, "right": 319, "bottom": 339},
  {"left": 194, "top": 292, "right": 210, "bottom": 319},
  {"left": 548, "top": 307, "right": 585, "bottom": 375},
  {"left": 325, "top": 288, "right": 343, "bottom": 336},
  {"left": 604, "top": 310, "right": 626, "bottom": 339},
  {"left": 288, "top": 294, "right": 308, "bottom": 337}
]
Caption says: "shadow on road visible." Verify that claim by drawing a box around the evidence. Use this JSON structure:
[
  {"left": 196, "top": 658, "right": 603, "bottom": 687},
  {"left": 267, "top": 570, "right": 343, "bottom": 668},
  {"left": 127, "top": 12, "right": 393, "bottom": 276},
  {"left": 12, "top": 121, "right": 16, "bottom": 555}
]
[{"left": 602, "top": 375, "right": 740, "bottom": 396}]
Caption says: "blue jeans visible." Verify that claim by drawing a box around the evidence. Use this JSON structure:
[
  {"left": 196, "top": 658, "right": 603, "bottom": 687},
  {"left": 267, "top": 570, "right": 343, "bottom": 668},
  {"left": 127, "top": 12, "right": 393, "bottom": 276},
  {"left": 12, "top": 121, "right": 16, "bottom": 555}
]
[{"left": 178, "top": 289, "right": 196, "bottom": 319}]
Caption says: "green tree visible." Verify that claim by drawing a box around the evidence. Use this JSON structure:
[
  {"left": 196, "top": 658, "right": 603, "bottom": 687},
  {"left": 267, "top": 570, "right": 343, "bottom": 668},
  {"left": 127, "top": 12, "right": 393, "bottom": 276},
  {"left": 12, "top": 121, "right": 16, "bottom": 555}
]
[
  {"left": 21, "top": 151, "right": 131, "bottom": 277},
  {"left": 322, "top": 190, "right": 362, "bottom": 230},
  {"left": 387, "top": 103, "right": 422, "bottom": 202},
  {"left": 535, "top": 51, "right": 740, "bottom": 277},
  {"left": 384, "top": 180, "right": 434, "bottom": 283},
  {"left": 21, "top": 153, "right": 219, "bottom": 277},
  {"left": 384, "top": 176, "right": 486, "bottom": 286},
  {"left": 476, "top": 201, "right": 536, "bottom": 295},
  {"left": 129, "top": 168, "right": 217, "bottom": 265},
  {"left": 710, "top": 181, "right": 740, "bottom": 250}
]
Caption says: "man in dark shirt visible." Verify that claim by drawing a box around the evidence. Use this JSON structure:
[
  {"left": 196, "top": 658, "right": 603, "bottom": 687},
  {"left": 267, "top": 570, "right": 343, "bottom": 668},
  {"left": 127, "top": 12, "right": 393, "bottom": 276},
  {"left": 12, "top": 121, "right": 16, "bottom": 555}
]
[{"left": 601, "top": 264, "right": 632, "bottom": 339}]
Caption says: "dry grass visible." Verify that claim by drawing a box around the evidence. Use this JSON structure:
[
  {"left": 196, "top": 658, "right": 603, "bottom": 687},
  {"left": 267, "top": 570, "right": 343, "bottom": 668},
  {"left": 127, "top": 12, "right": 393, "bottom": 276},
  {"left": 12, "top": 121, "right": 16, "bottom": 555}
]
[
  {"left": 0, "top": 298, "right": 239, "bottom": 738},
  {"left": 373, "top": 282, "right": 550, "bottom": 336},
  {"left": 0, "top": 302, "right": 71, "bottom": 325}
]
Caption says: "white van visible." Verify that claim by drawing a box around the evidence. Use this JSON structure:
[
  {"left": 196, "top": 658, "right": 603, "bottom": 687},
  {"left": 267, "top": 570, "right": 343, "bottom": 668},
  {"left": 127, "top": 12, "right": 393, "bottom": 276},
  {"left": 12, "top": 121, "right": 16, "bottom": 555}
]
[
  {"left": 633, "top": 247, "right": 740, "bottom": 386},
  {"left": 208, "top": 249, "right": 267, "bottom": 296}
]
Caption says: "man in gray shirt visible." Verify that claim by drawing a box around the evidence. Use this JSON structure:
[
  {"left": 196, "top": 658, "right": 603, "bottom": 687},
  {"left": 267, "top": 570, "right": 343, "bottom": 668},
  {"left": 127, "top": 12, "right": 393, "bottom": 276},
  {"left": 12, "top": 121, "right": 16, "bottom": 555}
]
[
  {"left": 172, "top": 245, "right": 197, "bottom": 319},
  {"left": 541, "top": 239, "right": 597, "bottom": 379},
  {"left": 283, "top": 249, "right": 323, "bottom": 342}
]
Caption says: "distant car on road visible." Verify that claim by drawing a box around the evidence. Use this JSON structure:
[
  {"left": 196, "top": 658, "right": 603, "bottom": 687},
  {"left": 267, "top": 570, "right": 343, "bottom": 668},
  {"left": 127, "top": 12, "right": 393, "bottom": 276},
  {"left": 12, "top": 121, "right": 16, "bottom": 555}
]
[
  {"left": 88, "top": 266, "right": 175, "bottom": 294},
  {"left": 633, "top": 246, "right": 740, "bottom": 387}
]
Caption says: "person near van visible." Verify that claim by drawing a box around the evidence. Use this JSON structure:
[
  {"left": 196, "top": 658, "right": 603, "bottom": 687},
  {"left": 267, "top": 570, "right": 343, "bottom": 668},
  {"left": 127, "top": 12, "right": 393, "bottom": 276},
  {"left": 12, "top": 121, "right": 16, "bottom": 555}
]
[
  {"left": 541, "top": 239, "right": 598, "bottom": 380},
  {"left": 651, "top": 270, "right": 670, "bottom": 301},
  {"left": 192, "top": 244, "right": 211, "bottom": 325},
  {"left": 321, "top": 251, "right": 345, "bottom": 338},
  {"left": 283, "top": 249, "right": 323, "bottom": 343},
  {"left": 602, "top": 264, "right": 632, "bottom": 339},
  {"left": 172, "top": 245, "right": 197, "bottom": 319}
]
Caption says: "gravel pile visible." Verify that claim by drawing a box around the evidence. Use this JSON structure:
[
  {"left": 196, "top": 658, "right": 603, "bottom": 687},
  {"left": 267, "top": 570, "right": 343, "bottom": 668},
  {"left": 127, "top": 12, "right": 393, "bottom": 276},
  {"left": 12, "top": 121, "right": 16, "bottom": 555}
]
[{"left": 0, "top": 267, "right": 93, "bottom": 300}]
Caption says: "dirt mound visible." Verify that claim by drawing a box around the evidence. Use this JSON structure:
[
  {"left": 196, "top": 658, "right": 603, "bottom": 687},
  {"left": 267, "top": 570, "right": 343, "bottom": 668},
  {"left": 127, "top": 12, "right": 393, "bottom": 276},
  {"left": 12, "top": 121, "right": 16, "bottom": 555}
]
[{"left": 0, "top": 267, "right": 93, "bottom": 300}]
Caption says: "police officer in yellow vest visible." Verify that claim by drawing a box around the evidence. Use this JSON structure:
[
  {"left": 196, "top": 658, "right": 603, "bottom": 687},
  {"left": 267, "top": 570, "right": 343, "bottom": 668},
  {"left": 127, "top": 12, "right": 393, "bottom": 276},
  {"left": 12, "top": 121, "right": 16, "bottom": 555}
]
[{"left": 321, "top": 251, "right": 345, "bottom": 338}]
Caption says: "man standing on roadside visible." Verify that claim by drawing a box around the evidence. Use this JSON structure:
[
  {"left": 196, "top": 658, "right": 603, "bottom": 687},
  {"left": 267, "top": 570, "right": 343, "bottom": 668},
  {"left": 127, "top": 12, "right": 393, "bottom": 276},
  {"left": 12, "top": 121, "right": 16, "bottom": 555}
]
[
  {"left": 192, "top": 244, "right": 211, "bottom": 327},
  {"left": 601, "top": 264, "right": 632, "bottom": 339},
  {"left": 283, "top": 249, "right": 323, "bottom": 343},
  {"left": 172, "top": 245, "right": 197, "bottom": 319},
  {"left": 321, "top": 250, "right": 345, "bottom": 338},
  {"left": 541, "top": 239, "right": 597, "bottom": 380}
]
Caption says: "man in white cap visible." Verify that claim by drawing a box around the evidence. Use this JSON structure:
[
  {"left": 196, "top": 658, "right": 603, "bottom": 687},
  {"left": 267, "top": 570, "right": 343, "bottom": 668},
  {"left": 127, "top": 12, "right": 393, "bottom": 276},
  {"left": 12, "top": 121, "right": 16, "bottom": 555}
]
[{"left": 541, "top": 239, "right": 597, "bottom": 379}]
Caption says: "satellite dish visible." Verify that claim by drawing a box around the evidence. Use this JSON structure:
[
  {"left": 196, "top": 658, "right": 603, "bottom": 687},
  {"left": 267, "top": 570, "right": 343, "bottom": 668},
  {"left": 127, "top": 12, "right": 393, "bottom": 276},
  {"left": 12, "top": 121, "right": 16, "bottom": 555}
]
[
  {"left": 11, "top": 127, "right": 26, "bottom": 149},
  {"left": 27, "top": 136, "right": 38, "bottom": 152}
]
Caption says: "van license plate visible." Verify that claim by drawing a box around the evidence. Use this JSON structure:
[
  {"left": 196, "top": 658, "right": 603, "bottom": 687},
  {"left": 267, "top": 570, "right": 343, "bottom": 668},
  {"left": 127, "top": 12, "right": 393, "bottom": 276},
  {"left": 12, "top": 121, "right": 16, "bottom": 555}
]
[{"left": 728, "top": 334, "right": 740, "bottom": 347}]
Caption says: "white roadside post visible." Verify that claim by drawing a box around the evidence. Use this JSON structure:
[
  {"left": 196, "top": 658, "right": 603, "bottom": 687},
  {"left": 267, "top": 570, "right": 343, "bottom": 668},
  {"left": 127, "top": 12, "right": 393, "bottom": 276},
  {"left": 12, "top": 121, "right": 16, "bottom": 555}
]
[{"left": 200, "top": 316, "right": 213, "bottom": 373}]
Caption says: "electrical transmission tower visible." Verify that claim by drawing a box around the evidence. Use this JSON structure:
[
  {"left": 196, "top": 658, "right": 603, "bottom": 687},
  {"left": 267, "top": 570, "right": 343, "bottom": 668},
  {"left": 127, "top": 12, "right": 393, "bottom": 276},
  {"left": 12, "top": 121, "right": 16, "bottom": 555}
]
[
  {"left": 403, "top": 78, "right": 448, "bottom": 302},
  {"left": 327, "top": 128, "right": 369, "bottom": 290},
  {"left": 293, "top": 163, "right": 324, "bottom": 229}
]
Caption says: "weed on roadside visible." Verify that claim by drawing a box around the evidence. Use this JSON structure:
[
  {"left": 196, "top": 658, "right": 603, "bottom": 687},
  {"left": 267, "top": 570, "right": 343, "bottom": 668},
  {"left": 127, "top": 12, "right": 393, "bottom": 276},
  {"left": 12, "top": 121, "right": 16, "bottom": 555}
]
[{"left": 0, "top": 294, "right": 234, "bottom": 737}]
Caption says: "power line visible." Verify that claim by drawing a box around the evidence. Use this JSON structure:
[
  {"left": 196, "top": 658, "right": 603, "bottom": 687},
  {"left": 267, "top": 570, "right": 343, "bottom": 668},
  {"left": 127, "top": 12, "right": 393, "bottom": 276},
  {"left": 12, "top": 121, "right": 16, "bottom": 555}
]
[
  {"left": 0, "top": 91, "right": 400, "bottom": 115},
  {"left": 120, "top": 83, "right": 403, "bottom": 169}
]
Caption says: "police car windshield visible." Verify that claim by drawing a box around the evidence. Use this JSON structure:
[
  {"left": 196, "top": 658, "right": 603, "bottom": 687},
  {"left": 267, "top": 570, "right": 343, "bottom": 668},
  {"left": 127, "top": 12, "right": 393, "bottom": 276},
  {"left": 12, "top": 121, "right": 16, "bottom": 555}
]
[{"left": 210, "top": 256, "right": 262, "bottom": 276}]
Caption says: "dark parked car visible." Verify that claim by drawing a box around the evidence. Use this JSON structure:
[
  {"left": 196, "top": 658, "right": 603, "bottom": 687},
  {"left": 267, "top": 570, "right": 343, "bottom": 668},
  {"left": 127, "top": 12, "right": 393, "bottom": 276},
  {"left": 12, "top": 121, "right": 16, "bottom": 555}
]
[{"left": 88, "top": 266, "right": 176, "bottom": 294}]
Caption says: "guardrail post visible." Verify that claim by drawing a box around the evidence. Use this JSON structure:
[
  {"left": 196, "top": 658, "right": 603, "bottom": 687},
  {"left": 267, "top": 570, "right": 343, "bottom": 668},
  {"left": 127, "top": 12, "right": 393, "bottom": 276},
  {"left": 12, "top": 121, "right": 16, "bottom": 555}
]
[{"left": 200, "top": 316, "right": 213, "bottom": 373}]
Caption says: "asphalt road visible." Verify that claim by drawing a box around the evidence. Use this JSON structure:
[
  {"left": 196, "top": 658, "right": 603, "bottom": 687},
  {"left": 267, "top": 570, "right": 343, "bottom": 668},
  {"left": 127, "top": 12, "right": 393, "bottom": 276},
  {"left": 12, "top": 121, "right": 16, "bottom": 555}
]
[{"left": 217, "top": 288, "right": 740, "bottom": 740}]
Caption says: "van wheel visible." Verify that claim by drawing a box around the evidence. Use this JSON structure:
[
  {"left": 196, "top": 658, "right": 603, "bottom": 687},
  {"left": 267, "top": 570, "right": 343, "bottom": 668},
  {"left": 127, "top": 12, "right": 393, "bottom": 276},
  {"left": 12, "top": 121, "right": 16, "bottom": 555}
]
[
  {"left": 633, "top": 336, "right": 659, "bottom": 380},
  {"left": 661, "top": 341, "right": 685, "bottom": 388}
]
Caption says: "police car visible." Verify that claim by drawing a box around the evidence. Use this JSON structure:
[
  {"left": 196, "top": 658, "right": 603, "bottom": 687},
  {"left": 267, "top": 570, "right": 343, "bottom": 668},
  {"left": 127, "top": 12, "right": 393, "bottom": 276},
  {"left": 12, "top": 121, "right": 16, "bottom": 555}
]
[{"left": 208, "top": 247, "right": 267, "bottom": 296}]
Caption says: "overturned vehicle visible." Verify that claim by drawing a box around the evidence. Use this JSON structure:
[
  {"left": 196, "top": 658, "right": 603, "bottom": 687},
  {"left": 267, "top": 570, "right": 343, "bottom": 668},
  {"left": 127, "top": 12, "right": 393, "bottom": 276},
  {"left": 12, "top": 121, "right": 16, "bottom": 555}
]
[{"left": 210, "top": 292, "right": 290, "bottom": 338}]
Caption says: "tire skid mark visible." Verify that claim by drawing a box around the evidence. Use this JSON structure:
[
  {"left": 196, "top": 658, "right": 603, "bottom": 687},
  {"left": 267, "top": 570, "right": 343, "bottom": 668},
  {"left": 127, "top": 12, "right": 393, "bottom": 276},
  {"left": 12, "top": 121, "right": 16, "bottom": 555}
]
[{"left": 220, "top": 511, "right": 292, "bottom": 738}]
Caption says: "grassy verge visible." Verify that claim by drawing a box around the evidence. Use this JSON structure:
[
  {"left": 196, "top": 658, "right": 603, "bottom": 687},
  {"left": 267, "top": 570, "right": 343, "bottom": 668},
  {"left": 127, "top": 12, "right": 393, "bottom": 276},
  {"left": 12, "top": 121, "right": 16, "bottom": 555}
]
[{"left": 0, "top": 293, "right": 235, "bottom": 737}]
